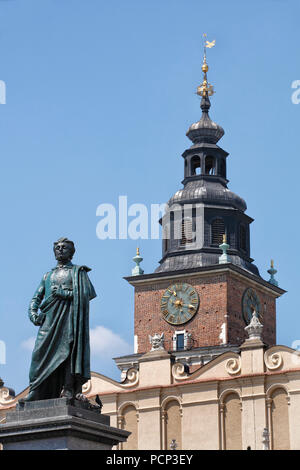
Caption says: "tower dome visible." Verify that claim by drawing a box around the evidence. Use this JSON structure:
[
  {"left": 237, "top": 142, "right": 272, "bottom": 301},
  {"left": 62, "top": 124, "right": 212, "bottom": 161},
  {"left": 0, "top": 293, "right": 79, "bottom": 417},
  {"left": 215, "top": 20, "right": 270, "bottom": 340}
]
[
  {"left": 168, "top": 179, "right": 247, "bottom": 213},
  {"left": 186, "top": 94, "right": 224, "bottom": 145},
  {"left": 155, "top": 44, "right": 259, "bottom": 277}
]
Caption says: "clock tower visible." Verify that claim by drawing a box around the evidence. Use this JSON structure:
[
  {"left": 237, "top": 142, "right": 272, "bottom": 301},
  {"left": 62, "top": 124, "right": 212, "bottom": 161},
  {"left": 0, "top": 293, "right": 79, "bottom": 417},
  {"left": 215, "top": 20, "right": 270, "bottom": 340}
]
[{"left": 119, "top": 44, "right": 285, "bottom": 375}]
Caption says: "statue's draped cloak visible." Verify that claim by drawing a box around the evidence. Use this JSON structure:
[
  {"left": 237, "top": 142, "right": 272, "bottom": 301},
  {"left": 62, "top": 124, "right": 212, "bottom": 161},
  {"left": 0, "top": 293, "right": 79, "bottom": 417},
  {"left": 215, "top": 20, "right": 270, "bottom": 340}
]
[{"left": 29, "top": 265, "right": 96, "bottom": 396}]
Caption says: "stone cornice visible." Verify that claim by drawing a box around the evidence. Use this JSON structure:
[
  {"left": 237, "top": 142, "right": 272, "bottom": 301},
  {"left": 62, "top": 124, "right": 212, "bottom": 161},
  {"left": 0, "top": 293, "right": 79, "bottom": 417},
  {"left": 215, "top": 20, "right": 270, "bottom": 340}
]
[
  {"left": 90, "top": 368, "right": 300, "bottom": 398},
  {"left": 124, "top": 263, "right": 286, "bottom": 297},
  {"left": 139, "top": 350, "right": 171, "bottom": 363}
]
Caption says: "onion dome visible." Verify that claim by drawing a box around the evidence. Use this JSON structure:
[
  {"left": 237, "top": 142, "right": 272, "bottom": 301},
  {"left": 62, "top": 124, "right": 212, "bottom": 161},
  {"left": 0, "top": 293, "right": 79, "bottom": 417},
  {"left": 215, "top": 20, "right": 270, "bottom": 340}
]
[
  {"left": 186, "top": 94, "right": 224, "bottom": 144},
  {"left": 186, "top": 53, "right": 224, "bottom": 144},
  {"left": 168, "top": 179, "right": 247, "bottom": 212}
]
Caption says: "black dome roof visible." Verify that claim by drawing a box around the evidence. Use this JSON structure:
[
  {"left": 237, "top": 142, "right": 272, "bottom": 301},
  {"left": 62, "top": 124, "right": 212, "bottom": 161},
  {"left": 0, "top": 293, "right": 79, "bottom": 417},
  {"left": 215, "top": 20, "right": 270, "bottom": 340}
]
[
  {"left": 168, "top": 179, "right": 247, "bottom": 212},
  {"left": 186, "top": 94, "right": 224, "bottom": 145}
]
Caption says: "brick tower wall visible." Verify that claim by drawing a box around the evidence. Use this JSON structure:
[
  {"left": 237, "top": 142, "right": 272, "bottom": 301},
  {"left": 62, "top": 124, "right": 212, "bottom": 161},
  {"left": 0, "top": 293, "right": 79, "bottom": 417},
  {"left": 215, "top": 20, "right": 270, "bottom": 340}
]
[
  {"left": 134, "top": 271, "right": 277, "bottom": 354},
  {"left": 226, "top": 274, "right": 276, "bottom": 347},
  {"left": 134, "top": 273, "right": 228, "bottom": 354}
]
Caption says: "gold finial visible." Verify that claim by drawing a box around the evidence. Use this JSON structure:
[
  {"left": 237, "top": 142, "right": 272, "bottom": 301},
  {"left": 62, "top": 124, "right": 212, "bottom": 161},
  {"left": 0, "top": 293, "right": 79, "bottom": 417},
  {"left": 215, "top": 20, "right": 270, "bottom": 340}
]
[
  {"left": 222, "top": 234, "right": 227, "bottom": 244},
  {"left": 197, "top": 34, "right": 215, "bottom": 97},
  {"left": 136, "top": 247, "right": 140, "bottom": 256},
  {"left": 271, "top": 259, "right": 274, "bottom": 268}
]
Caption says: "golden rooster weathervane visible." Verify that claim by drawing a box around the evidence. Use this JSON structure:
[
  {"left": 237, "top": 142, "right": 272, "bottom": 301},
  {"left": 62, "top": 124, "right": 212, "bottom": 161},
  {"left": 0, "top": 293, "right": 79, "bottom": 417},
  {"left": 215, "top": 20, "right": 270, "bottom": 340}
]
[{"left": 197, "top": 34, "right": 216, "bottom": 98}]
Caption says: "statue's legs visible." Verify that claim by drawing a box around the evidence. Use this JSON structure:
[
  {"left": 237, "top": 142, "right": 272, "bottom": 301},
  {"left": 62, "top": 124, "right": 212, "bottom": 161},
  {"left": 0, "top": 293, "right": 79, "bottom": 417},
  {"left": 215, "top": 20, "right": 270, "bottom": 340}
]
[
  {"left": 60, "top": 356, "right": 82, "bottom": 398},
  {"left": 19, "top": 358, "right": 71, "bottom": 403},
  {"left": 19, "top": 372, "right": 63, "bottom": 403},
  {"left": 20, "top": 355, "right": 83, "bottom": 403},
  {"left": 19, "top": 388, "right": 40, "bottom": 403}
]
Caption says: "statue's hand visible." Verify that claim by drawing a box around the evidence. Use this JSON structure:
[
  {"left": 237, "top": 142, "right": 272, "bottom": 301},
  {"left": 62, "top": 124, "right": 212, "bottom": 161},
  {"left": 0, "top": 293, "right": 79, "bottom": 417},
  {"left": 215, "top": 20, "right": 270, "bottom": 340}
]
[
  {"left": 31, "top": 312, "right": 45, "bottom": 326},
  {"left": 52, "top": 286, "right": 73, "bottom": 299}
]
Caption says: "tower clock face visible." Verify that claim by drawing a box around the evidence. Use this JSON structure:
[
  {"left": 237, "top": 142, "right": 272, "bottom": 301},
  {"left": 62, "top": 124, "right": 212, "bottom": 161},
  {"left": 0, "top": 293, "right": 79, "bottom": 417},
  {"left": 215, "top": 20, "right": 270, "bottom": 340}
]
[
  {"left": 242, "top": 287, "right": 262, "bottom": 324},
  {"left": 160, "top": 283, "right": 199, "bottom": 325}
]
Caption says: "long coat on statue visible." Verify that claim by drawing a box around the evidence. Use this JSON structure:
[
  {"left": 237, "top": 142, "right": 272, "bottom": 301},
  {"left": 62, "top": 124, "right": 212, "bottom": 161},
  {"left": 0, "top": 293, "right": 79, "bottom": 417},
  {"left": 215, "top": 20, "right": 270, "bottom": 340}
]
[{"left": 28, "top": 263, "right": 96, "bottom": 399}]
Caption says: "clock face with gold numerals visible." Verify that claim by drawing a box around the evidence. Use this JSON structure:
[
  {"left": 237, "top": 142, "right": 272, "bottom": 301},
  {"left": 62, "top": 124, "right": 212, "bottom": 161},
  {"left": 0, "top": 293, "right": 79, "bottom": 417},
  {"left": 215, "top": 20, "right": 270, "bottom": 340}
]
[{"left": 160, "top": 283, "right": 199, "bottom": 325}]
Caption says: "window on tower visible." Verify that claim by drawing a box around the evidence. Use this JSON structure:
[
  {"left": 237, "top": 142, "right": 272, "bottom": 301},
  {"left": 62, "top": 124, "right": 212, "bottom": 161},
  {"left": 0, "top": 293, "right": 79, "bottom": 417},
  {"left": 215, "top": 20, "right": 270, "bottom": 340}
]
[
  {"left": 164, "top": 237, "right": 169, "bottom": 253},
  {"left": 176, "top": 334, "right": 185, "bottom": 351},
  {"left": 163, "top": 224, "right": 170, "bottom": 253},
  {"left": 239, "top": 224, "right": 247, "bottom": 252},
  {"left": 191, "top": 155, "right": 201, "bottom": 176},
  {"left": 211, "top": 218, "right": 225, "bottom": 245},
  {"left": 205, "top": 156, "right": 215, "bottom": 175},
  {"left": 180, "top": 218, "right": 193, "bottom": 245}
]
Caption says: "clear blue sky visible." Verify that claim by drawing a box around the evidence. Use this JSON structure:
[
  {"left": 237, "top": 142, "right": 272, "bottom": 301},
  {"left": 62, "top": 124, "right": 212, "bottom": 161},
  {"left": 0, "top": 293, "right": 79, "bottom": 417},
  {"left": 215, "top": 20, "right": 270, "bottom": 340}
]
[{"left": 0, "top": 0, "right": 299, "bottom": 394}]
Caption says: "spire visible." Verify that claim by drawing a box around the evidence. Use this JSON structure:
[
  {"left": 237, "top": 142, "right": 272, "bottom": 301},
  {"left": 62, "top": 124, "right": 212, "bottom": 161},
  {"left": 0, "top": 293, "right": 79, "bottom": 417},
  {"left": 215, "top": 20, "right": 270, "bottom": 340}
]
[
  {"left": 131, "top": 247, "right": 144, "bottom": 276},
  {"left": 155, "top": 38, "right": 260, "bottom": 277},
  {"left": 267, "top": 259, "right": 278, "bottom": 286},
  {"left": 186, "top": 35, "right": 224, "bottom": 145},
  {"left": 196, "top": 35, "right": 215, "bottom": 100}
]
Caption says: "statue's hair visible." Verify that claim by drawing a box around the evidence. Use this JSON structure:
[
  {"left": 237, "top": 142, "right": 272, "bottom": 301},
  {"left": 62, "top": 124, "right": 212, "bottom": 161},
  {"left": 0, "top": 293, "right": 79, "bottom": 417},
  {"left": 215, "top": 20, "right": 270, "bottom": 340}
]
[{"left": 53, "top": 237, "right": 76, "bottom": 258}]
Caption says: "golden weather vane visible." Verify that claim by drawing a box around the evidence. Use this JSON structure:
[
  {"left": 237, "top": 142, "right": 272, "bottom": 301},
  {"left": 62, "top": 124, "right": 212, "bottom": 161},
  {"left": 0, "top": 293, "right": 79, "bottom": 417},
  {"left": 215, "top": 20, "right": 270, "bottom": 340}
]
[{"left": 197, "top": 34, "right": 216, "bottom": 98}]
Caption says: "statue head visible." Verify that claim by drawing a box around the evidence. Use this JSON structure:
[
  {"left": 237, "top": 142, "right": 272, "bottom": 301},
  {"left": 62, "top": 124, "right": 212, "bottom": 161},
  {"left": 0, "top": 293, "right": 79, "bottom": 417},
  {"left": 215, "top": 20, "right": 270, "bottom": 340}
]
[
  {"left": 53, "top": 237, "right": 75, "bottom": 264},
  {"left": 149, "top": 332, "right": 164, "bottom": 351}
]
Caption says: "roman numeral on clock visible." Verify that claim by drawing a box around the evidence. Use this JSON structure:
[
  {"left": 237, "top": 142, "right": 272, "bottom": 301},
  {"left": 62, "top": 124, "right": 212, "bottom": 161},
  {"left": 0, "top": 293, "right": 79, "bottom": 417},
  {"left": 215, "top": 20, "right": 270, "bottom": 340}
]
[{"left": 161, "top": 283, "right": 199, "bottom": 325}]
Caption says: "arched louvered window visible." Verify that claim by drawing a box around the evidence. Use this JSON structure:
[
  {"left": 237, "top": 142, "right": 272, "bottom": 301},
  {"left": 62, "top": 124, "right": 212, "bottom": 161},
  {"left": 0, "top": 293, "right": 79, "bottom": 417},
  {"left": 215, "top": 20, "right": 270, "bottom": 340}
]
[
  {"left": 211, "top": 218, "right": 225, "bottom": 245},
  {"left": 191, "top": 155, "right": 201, "bottom": 176},
  {"left": 205, "top": 156, "right": 215, "bottom": 175},
  {"left": 239, "top": 224, "right": 247, "bottom": 252},
  {"left": 163, "top": 224, "right": 170, "bottom": 253},
  {"left": 180, "top": 218, "right": 193, "bottom": 245}
]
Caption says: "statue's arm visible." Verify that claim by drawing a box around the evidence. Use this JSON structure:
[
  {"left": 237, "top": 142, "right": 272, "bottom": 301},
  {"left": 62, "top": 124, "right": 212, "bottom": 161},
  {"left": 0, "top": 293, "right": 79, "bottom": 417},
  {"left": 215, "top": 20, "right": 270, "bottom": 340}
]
[
  {"left": 79, "top": 266, "right": 97, "bottom": 300},
  {"left": 88, "top": 277, "right": 96, "bottom": 300},
  {"left": 52, "top": 286, "right": 73, "bottom": 299},
  {"left": 28, "top": 276, "right": 46, "bottom": 326}
]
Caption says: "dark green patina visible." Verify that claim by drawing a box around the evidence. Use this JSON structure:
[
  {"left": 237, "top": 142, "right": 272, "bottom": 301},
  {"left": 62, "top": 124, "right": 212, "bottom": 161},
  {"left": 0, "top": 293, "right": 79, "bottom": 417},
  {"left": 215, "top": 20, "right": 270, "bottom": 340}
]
[{"left": 21, "top": 238, "right": 96, "bottom": 402}]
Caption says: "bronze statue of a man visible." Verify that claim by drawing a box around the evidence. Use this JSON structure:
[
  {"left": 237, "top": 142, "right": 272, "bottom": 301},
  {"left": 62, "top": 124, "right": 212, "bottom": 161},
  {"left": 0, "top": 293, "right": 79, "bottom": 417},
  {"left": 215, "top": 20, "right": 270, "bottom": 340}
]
[{"left": 21, "top": 237, "right": 96, "bottom": 402}]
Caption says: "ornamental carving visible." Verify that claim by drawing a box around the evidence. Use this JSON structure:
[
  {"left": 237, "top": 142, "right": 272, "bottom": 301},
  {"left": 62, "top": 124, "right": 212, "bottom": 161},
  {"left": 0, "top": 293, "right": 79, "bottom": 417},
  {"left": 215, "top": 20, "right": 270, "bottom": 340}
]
[
  {"left": 172, "top": 362, "right": 189, "bottom": 381},
  {"left": 225, "top": 357, "right": 241, "bottom": 375},
  {"left": 264, "top": 351, "right": 283, "bottom": 370},
  {"left": 0, "top": 386, "right": 15, "bottom": 406},
  {"left": 122, "top": 367, "right": 139, "bottom": 387},
  {"left": 149, "top": 333, "right": 165, "bottom": 351},
  {"left": 82, "top": 380, "right": 91, "bottom": 394}
]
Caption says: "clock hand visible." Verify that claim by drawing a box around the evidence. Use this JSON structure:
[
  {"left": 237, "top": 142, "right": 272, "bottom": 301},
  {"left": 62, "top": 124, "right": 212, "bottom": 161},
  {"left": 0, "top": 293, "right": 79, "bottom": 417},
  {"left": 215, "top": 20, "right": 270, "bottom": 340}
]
[{"left": 182, "top": 304, "right": 196, "bottom": 310}]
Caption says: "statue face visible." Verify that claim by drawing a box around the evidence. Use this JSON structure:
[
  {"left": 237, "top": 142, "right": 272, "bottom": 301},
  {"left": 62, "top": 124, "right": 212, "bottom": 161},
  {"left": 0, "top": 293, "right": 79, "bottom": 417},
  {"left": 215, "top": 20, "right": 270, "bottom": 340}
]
[
  {"left": 152, "top": 334, "right": 160, "bottom": 347},
  {"left": 54, "top": 242, "right": 73, "bottom": 263}
]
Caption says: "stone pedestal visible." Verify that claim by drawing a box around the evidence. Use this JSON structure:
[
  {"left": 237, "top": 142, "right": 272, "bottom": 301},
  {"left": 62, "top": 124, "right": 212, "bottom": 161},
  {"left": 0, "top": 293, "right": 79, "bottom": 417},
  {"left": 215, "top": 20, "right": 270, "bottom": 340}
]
[{"left": 0, "top": 398, "right": 130, "bottom": 450}]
